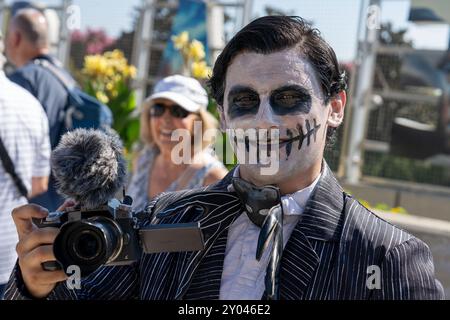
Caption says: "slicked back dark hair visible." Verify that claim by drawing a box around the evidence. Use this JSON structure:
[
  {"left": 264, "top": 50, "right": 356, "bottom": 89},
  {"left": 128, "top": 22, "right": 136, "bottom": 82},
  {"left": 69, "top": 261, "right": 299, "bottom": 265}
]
[{"left": 209, "top": 15, "right": 347, "bottom": 107}]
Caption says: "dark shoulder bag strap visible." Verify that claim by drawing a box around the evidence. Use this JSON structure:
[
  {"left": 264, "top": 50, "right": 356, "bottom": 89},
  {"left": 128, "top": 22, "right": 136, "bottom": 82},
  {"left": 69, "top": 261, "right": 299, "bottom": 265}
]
[
  {"left": 0, "top": 135, "right": 28, "bottom": 199},
  {"left": 33, "top": 58, "right": 83, "bottom": 135},
  {"left": 33, "top": 58, "right": 77, "bottom": 91}
]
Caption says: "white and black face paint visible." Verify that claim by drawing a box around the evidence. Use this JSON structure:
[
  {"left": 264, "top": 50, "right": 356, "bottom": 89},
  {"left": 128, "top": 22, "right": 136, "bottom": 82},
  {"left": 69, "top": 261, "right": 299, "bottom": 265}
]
[
  {"left": 227, "top": 84, "right": 312, "bottom": 119},
  {"left": 222, "top": 47, "right": 330, "bottom": 186}
]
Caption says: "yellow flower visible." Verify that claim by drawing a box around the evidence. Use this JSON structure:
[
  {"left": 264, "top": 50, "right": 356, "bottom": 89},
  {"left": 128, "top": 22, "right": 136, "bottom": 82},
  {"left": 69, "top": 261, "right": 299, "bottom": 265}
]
[
  {"left": 83, "top": 55, "right": 108, "bottom": 77},
  {"left": 105, "top": 66, "right": 115, "bottom": 78},
  {"left": 108, "top": 49, "right": 124, "bottom": 60},
  {"left": 108, "top": 59, "right": 120, "bottom": 71},
  {"left": 189, "top": 39, "right": 205, "bottom": 62},
  {"left": 113, "top": 74, "right": 122, "bottom": 83},
  {"left": 129, "top": 65, "right": 137, "bottom": 78},
  {"left": 106, "top": 82, "right": 114, "bottom": 91},
  {"left": 191, "top": 61, "right": 211, "bottom": 79},
  {"left": 171, "top": 31, "right": 189, "bottom": 50},
  {"left": 124, "top": 65, "right": 137, "bottom": 79},
  {"left": 96, "top": 91, "right": 109, "bottom": 104},
  {"left": 83, "top": 50, "right": 137, "bottom": 104},
  {"left": 391, "top": 207, "right": 408, "bottom": 214}
]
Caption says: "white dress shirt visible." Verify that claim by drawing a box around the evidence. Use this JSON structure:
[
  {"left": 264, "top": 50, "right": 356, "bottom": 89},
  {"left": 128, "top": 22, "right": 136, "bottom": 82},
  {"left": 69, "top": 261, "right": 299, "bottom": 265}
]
[{"left": 219, "top": 166, "right": 321, "bottom": 300}]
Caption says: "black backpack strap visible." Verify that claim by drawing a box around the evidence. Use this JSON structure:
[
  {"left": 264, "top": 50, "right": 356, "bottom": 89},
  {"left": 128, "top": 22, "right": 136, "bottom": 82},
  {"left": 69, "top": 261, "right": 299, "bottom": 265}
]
[
  {"left": 0, "top": 135, "right": 28, "bottom": 199},
  {"left": 33, "top": 58, "right": 83, "bottom": 134}
]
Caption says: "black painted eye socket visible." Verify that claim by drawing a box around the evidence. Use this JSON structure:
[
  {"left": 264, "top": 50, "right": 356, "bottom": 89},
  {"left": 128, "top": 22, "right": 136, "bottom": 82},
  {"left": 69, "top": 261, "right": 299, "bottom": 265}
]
[
  {"left": 272, "top": 90, "right": 306, "bottom": 108},
  {"left": 233, "top": 93, "right": 260, "bottom": 109}
]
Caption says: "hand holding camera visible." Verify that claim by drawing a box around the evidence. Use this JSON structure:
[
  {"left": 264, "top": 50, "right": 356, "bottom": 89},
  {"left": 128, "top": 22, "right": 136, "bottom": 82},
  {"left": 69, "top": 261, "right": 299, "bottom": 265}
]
[
  {"left": 12, "top": 202, "right": 71, "bottom": 299},
  {"left": 12, "top": 129, "right": 204, "bottom": 298}
]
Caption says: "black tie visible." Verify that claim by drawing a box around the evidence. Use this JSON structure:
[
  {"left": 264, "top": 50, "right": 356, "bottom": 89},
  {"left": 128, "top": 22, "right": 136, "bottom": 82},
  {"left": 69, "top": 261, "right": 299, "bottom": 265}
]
[{"left": 231, "top": 177, "right": 284, "bottom": 300}]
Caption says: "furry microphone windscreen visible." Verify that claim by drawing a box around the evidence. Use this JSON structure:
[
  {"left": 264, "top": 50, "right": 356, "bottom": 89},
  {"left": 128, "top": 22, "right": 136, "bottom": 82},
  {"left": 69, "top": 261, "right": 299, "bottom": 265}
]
[{"left": 51, "top": 128, "right": 127, "bottom": 209}]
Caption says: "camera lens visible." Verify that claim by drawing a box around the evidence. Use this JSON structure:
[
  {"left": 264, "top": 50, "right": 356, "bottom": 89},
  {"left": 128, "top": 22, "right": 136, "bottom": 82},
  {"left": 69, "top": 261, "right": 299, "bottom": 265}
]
[
  {"left": 53, "top": 217, "right": 124, "bottom": 277},
  {"left": 73, "top": 231, "right": 102, "bottom": 261}
]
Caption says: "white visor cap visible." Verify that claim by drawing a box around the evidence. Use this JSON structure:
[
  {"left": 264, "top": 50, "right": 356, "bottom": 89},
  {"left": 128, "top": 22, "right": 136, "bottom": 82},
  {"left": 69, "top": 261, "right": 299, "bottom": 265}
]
[{"left": 147, "top": 74, "right": 209, "bottom": 113}]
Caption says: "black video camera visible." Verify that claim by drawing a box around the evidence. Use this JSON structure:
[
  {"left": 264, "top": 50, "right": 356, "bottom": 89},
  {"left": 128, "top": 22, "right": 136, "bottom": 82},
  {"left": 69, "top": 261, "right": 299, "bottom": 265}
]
[
  {"left": 33, "top": 196, "right": 206, "bottom": 278},
  {"left": 33, "top": 129, "right": 205, "bottom": 279}
]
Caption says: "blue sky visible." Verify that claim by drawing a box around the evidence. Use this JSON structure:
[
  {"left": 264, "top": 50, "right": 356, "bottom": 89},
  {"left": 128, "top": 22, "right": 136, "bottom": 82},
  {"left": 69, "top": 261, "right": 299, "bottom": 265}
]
[
  {"left": 253, "top": 0, "right": 365, "bottom": 61},
  {"left": 5, "top": 0, "right": 449, "bottom": 61}
]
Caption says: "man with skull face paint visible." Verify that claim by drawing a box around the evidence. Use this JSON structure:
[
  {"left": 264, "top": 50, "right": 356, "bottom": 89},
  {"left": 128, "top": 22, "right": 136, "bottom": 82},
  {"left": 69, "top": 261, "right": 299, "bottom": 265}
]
[{"left": 4, "top": 16, "right": 444, "bottom": 300}]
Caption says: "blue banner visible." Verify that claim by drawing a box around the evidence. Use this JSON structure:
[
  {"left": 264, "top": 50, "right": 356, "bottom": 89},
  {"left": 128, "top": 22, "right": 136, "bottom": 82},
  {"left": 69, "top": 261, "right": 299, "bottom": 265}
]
[{"left": 158, "top": 0, "right": 208, "bottom": 77}]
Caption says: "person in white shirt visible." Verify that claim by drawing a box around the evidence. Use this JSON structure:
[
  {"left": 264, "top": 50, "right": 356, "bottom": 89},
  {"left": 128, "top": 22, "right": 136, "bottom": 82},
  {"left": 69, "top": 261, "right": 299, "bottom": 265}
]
[
  {"left": 0, "top": 31, "right": 50, "bottom": 298},
  {"left": 3, "top": 16, "right": 444, "bottom": 300}
]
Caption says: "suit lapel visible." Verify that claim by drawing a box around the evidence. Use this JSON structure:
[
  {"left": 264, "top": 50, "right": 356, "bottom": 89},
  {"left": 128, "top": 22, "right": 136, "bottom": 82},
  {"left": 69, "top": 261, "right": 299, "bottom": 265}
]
[
  {"left": 182, "top": 227, "right": 230, "bottom": 299},
  {"left": 279, "top": 161, "right": 345, "bottom": 299},
  {"left": 168, "top": 170, "right": 243, "bottom": 299},
  {"left": 278, "top": 229, "right": 320, "bottom": 299},
  {"left": 175, "top": 195, "right": 242, "bottom": 299},
  {"left": 295, "top": 162, "right": 345, "bottom": 242}
]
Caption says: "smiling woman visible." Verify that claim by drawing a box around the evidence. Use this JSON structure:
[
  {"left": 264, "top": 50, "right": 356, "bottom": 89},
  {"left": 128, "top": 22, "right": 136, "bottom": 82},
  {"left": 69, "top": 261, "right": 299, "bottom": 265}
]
[{"left": 127, "top": 75, "right": 228, "bottom": 211}]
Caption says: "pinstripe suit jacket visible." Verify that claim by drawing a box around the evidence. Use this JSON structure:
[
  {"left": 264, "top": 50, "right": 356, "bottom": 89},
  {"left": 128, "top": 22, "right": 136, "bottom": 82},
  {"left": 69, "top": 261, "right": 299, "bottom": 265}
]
[{"left": 5, "top": 162, "right": 444, "bottom": 300}]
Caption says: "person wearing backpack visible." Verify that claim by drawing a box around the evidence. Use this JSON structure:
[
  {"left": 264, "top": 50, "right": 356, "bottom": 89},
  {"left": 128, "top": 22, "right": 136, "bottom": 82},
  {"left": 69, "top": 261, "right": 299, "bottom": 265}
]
[{"left": 5, "top": 8, "right": 112, "bottom": 211}]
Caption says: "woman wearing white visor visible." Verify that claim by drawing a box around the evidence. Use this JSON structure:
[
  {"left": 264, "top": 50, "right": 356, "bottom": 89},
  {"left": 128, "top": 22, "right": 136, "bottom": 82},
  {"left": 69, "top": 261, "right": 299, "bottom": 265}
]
[{"left": 127, "top": 74, "right": 227, "bottom": 211}]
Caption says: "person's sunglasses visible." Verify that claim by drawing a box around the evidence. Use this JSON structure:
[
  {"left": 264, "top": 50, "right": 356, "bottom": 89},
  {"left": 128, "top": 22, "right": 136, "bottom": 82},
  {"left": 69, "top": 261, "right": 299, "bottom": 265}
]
[{"left": 149, "top": 103, "right": 191, "bottom": 119}]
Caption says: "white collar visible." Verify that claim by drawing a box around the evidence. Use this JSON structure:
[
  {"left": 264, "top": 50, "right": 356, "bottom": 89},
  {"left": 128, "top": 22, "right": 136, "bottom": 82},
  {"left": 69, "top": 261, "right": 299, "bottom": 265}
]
[{"left": 231, "top": 165, "right": 321, "bottom": 216}]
